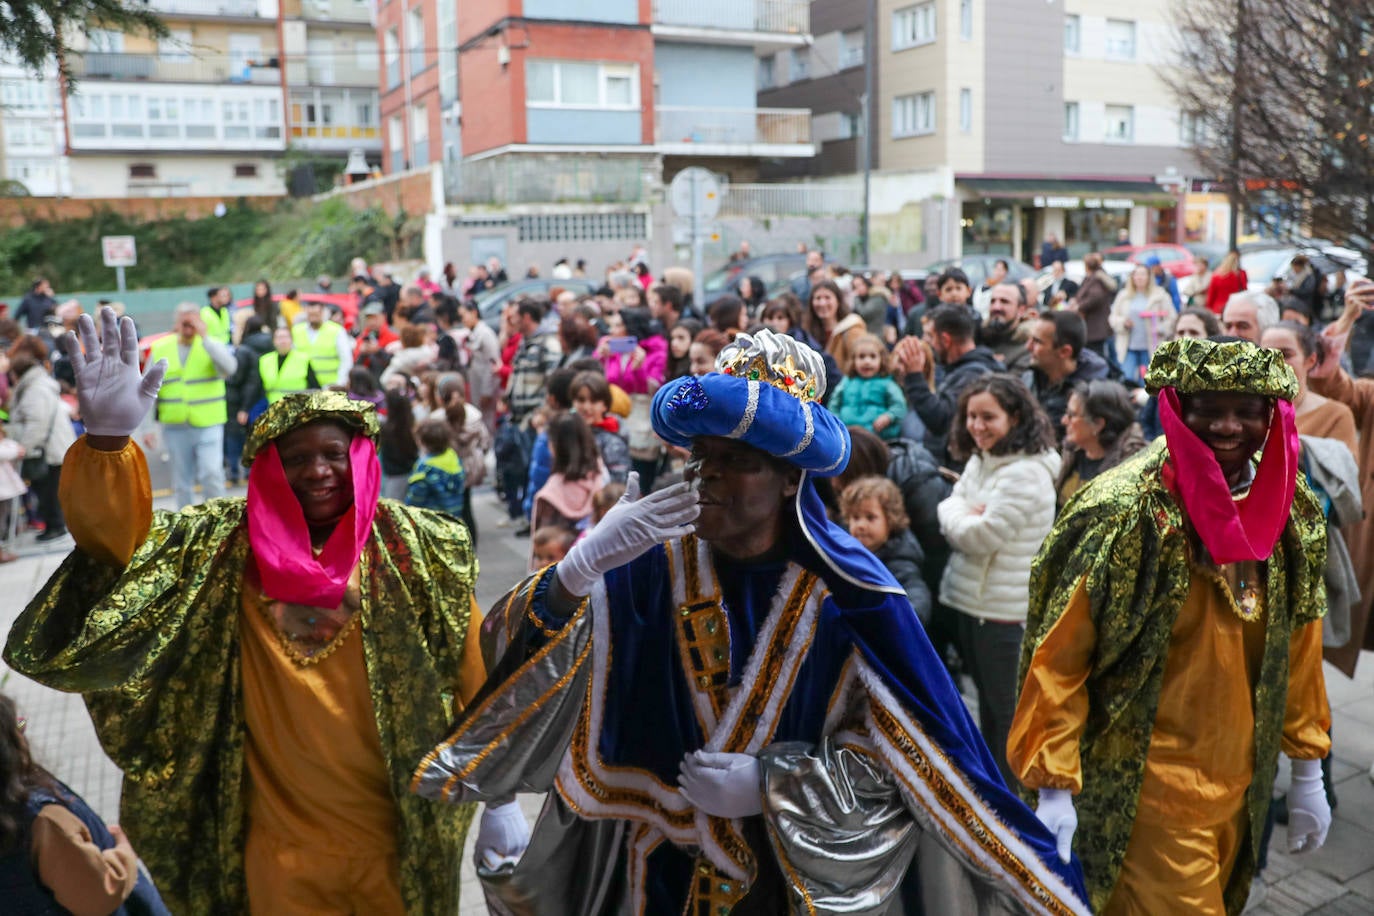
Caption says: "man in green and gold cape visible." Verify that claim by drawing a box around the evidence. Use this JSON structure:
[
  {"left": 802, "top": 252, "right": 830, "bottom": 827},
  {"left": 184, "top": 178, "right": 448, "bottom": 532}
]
[
  {"left": 1008, "top": 337, "right": 1333, "bottom": 915},
  {"left": 4, "top": 308, "right": 491, "bottom": 914}
]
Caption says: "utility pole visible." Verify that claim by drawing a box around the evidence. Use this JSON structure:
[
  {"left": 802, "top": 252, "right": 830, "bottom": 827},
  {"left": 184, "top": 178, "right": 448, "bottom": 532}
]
[
  {"left": 861, "top": 0, "right": 876, "bottom": 263},
  {"left": 1227, "top": 0, "right": 1244, "bottom": 251}
]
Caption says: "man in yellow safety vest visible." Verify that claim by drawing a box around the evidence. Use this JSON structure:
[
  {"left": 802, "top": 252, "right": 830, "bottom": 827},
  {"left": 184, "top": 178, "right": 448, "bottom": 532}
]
[
  {"left": 239, "top": 326, "right": 320, "bottom": 426},
  {"left": 292, "top": 300, "right": 352, "bottom": 386},
  {"left": 149, "top": 302, "right": 237, "bottom": 508},
  {"left": 202, "top": 286, "right": 234, "bottom": 346}
]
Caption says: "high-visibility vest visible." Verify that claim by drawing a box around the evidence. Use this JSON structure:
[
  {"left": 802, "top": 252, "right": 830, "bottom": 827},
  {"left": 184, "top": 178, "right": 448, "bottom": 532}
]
[
  {"left": 201, "top": 305, "right": 232, "bottom": 346},
  {"left": 150, "top": 335, "right": 227, "bottom": 427},
  {"left": 258, "top": 349, "right": 313, "bottom": 403},
  {"left": 293, "top": 320, "right": 343, "bottom": 383}
]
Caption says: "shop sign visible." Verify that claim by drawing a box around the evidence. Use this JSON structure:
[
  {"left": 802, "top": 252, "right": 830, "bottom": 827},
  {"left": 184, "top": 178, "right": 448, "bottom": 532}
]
[{"left": 1032, "top": 195, "right": 1135, "bottom": 210}]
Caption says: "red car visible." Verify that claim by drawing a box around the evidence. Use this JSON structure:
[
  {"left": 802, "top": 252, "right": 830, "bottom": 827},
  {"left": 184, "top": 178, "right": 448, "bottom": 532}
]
[{"left": 1104, "top": 244, "right": 1197, "bottom": 278}]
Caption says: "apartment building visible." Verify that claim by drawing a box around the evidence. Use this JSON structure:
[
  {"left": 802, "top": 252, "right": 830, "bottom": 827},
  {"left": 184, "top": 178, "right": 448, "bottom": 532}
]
[
  {"left": 280, "top": 0, "right": 383, "bottom": 169},
  {"left": 872, "top": 0, "right": 1198, "bottom": 261},
  {"left": 378, "top": 0, "right": 814, "bottom": 186},
  {"left": 0, "top": 54, "right": 68, "bottom": 196},
  {"left": 757, "top": 0, "right": 875, "bottom": 180}
]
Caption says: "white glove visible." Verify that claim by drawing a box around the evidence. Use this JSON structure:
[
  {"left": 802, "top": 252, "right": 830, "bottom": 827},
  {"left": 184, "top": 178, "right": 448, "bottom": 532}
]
[
  {"left": 1035, "top": 787, "right": 1077, "bottom": 864},
  {"left": 555, "top": 473, "right": 699, "bottom": 596},
  {"left": 474, "top": 799, "right": 530, "bottom": 871},
  {"left": 677, "top": 751, "right": 763, "bottom": 819},
  {"left": 64, "top": 307, "right": 166, "bottom": 438},
  {"left": 1287, "top": 757, "right": 1331, "bottom": 854}
]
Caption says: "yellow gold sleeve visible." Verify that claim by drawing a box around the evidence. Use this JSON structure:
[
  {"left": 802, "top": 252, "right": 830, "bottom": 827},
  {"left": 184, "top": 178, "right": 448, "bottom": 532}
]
[
  {"left": 1281, "top": 619, "right": 1332, "bottom": 760},
  {"left": 1007, "top": 578, "right": 1096, "bottom": 793},
  {"left": 455, "top": 595, "right": 488, "bottom": 709},
  {"left": 59, "top": 438, "right": 153, "bottom": 568}
]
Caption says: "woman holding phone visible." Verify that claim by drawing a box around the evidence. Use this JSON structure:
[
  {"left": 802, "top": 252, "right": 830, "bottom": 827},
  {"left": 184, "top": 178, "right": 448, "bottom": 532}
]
[{"left": 598, "top": 306, "right": 668, "bottom": 488}]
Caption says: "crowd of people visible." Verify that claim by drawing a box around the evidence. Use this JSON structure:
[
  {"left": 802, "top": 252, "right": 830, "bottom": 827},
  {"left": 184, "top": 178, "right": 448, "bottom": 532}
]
[{"left": 0, "top": 236, "right": 1372, "bottom": 914}]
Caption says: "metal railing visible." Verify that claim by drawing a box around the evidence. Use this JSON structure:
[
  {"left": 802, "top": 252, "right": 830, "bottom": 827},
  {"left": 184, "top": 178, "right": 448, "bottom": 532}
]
[
  {"left": 140, "top": 0, "right": 261, "bottom": 16},
  {"left": 71, "top": 53, "right": 280, "bottom": 84},
  {"left": 652, "top": 0, "right": 808, "bottom": 34},
  {"left": 306, "top": 61, "right": 377, "bottom": 86},
  {"left": 655, "top": 106, "right": 811, "bottom": 147},
  {"left": 446, "top": 156, "right": 647, "bottom": 206},
  {"left": 719, "top": 183, "right": 864, "bottom": 218}
]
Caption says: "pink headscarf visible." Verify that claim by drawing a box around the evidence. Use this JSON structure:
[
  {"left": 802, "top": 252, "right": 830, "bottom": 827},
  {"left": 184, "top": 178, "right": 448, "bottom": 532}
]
[
  {"left": 1158, "top": 387, "right": 1298, "bottom": 564},
  {"left": 246, "top": 435, "right": 381, "bottom": 608}
]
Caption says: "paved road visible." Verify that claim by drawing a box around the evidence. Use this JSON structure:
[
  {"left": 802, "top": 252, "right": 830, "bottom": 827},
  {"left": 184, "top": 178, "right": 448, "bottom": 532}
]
[{"left": 2, "top": 482, "right": 1372, "bottom": 913}]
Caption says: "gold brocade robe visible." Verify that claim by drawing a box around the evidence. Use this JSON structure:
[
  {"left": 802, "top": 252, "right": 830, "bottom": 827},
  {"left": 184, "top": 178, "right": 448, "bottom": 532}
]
[{"left": 4, "top": 441, "right": 480, "bottom": 915}]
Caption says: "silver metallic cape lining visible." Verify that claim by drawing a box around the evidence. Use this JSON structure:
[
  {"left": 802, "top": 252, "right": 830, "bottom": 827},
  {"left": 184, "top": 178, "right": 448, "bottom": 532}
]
[{"left": 411, "top": 589, "right": 592, "bottom": 803}]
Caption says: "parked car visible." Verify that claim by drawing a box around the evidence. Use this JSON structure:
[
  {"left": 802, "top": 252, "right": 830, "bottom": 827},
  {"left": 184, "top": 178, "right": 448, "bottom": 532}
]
[
  {"left": 472, "top": 277, "right": 598, "bottom": 328},
  {"left": 1104, "top": 244, "right": 1197, "bottom": 278},
  {"left": 701, "top": 254, "right": 808, "bottom": 306},
  {"left": 234, "top": 292, "right": 360, "bottom": 330}
]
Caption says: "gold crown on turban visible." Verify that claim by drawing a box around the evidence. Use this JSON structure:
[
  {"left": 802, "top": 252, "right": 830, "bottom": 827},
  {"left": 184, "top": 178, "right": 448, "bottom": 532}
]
[
  {"left": 716, "top": 330, "right": 826, "bottom": 402},
  {"left": 1144, "top": 337, "right": 1298, "bottom": 401}
]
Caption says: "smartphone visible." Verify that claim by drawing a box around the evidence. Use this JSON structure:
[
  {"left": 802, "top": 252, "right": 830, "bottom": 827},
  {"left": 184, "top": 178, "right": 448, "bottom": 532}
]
[{"left": 607, "top": 335, "right": 639, "bottom": 354}]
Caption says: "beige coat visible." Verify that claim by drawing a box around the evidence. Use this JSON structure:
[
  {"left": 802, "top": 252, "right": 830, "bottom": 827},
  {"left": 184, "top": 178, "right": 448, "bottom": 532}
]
[{"left": 1108, "top": 285, "right": 1175, "bottom": 358}]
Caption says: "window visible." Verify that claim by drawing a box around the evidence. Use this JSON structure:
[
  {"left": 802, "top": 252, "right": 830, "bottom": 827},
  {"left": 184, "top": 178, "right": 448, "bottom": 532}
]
[
  {"left": 844, "top": 111, "right": 863, "bottom": 139},
  {"left": 223, "top": 99, "right": 252, "bottom": 139},
  {"left": 388, "top": 114, "right": 405, "bottom": 169},
  {"left": 1063, "top": 101, "right": 1078, "bottom": 141},
  {"left": 789, "top": 48, "right": 809, "bottom": 81},
  {"left": 959, "top": 0, "right": 972, "bottom": 41},
  {"left": 1180, "top": 110, "right": 1206, "bottom": 147},
  {"left": 228, "top": 34, "right": 262, "bottom": 74},
  {"left": 356, "top": 38, "right": 378, "bottom": 70},
  {"left": 1063, "top": 14, "right": 1080, "bottom": 54},
  {"left": 892, "top": 3, "right": 936, "bottom": 50},
  {"left": 841, "top": 30, "right": 865, "bottom": 69},
  {"left": 159, "top": 29, "right": 192, "bottom": 62},
  {"left": 384, "top": 29, "right": 400, "bottom": 89},
  {"left": 412, "top": 103, "right": 428, "bottom": 163},
  {"left": 1104, "top": 104, "right": 1134, "bottom": 142},
  {"left": 525, "top": 60, "right": 639, "bottom": 109},
  {"left": 1105, "top": 20, "right": 1136, "bottom": 60},
  {"left": 87, "top": 29, "right": 123, "bottom": 53},
  {"left": 407, "top": 7, "right": 425, "bottom": 75},
  {"left": 959, "top": 88, "right": 972, "bottom": 132},
  {"left": 892, "top": 91, "right": 935, "bottom": 138},
  {"left": 129, "top": 163, "right": 157, "bottom": 179},
  {"left": 234, "top": 163, "right": 258, "bottom": 178},
  {"left": 758, "top": 54, "right": 776, "bottom": 90},
  {"left": 185, "top": 96, "right": 215, "bottom": 139},
  {"left": 356, "top": 101, "right": 374, "bottom": 126}
]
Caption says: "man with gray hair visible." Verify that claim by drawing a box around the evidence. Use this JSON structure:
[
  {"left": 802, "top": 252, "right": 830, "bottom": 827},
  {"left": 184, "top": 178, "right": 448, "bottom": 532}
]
[
  {"left": 1222, "top": 291, "right": 1280, "bottom": 343},
  {"left": 148, "top": 302, "right": 237, "bottom": 507}
]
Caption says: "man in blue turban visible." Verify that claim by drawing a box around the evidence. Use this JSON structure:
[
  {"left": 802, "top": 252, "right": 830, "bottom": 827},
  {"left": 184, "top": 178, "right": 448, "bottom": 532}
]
[{"left": 414, "top": 330, "right": 1090, "bottom": 915}]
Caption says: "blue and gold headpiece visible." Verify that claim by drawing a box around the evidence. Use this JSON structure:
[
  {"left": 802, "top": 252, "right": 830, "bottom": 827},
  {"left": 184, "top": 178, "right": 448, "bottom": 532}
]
[{"left": 651, "top": 330, "right": 849, "bottom": 476}]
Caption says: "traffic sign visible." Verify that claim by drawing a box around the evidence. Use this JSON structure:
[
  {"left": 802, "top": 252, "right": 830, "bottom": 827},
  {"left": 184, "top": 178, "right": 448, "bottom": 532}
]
[
  {"left": 669, "top": 168, "right": 721, "bottom": 221},
  {"left": 102, "top": 235, "right": 137, "bottom": 267}
]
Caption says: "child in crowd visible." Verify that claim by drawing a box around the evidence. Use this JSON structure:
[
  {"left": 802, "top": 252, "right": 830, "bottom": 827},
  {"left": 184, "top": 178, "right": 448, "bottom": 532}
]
[
  {"left": 689, "top": 329, "right": 729, "bottom": 377},
  {"left": 828, "top": 333, "right": 907, "bottom": 440},
  {"left": 570, "top": 370, "right": 631, "bottom": 483},
  {"left": 531, "top": 526, "right": 577, "bottom": 567},
  {"left": 405, "top": 418, "right": 467, "bottom": 518},
  {"left": 840, "top": 475, "right": 931, "bottom": 625},
  {"left": 530, "top": 413, "right": 607, "bottom": 568}
]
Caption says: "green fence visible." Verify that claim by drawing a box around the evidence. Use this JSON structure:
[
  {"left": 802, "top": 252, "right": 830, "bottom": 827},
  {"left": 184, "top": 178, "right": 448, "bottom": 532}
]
[{"left": 6, "top": 280, "right": 313, "bottom": 336}]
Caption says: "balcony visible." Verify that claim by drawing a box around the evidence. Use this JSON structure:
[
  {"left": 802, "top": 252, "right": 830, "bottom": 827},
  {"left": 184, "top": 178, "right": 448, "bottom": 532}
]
[
  {"left": 306, "top": 60, "right": 377, "bottom": 87},
  {"left": 140, "top": 0, "right": 265, "bottom": 17},
  {"left": 446, "top": 155, "right": 647, "bottom": 206},
  {"left": 71, "top": 52, "right": 281, "bottom": 85},
  {"left": 652, "top": 0, "right": 809, "bottom": 47},
  {"left": 655, "top": 106, "right": 813, "bottom": 157}
]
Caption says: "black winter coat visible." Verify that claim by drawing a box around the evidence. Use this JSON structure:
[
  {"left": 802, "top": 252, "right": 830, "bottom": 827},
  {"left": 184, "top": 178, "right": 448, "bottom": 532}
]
[
  {"left": 875, "top": 529, "right": 932, "bottom": 626},
  {"left": 886, "top": 437, "right": 954, "bottom": 600}
]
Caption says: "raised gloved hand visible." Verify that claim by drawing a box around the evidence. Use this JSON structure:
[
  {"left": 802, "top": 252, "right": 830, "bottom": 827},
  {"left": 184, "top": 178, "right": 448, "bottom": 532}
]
[
  {"left": 64, "top": 307, "right": 166, "bottom": 438},
  {"left": 1287, "top": 757, "right": 1331, "bottom": 854},
  {"left": 677, "top": 751, "right": 763, "bottom": 819},
  {"left": 555, "top": 472, "right": 699, "bottom": 597},
  {"left": 1035, "top": 787, "right": 1077, "bottom": 864},
  {"left": 474, "top": 799, "right": 530, "bottom": 871}
]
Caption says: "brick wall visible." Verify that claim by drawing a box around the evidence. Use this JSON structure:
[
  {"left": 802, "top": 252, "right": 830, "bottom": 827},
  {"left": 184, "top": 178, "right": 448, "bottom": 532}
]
[
  {"left": 313, "top": 166, "right": 436, "bottom": 217},
  {"left": 0, "top": 195, "right": 283, "bottom": 227}
]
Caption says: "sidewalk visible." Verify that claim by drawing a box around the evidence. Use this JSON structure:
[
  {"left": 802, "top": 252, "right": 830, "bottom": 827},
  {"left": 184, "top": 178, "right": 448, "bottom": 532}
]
[{"left": 2, "top": 484, "right": 1372, "bottom": 913}]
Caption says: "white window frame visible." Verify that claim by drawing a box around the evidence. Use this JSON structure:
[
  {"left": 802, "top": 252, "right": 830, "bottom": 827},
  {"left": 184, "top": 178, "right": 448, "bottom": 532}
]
[
  {"left": 1105, "top": 19, "right": 1136, "bottom": 61},
  {"left": 959, "top": 88, "right": 972, "bottom": 132},
  {"left": 789, "top": 48, "right": 809, "bottom": 81},
  {"left": 525, "top": 59, "right": 640, "bottom": 110},
  {"left": 959, "top": 0, "right": 972, "bottom": 41},
  {"left": 891, "top": 90, "right": 935, "bottom": 138},
  {"left": 1063, "top": 101, "right": 1079, "bottom": 141},
  {"left": 1180, "top": 110, "right": 1206, "bottom": 147},
  {"left": 892, "top": 3, "right": 937, "bottom": 51},
  {"left": 1104, "top": 104, "right": 1134, "bottom": 143},
  {"left": 1063, "top": 14, "right": 1080, "bottom": 55},
  {"left": 758, "top": 54, "right": 776, "bottom": 90},
  {"left": 159, "top": 29, "right": 193, "bottom": 62},
  {"left": 841, "top": 30, "right": 865, "bottom": 69}
]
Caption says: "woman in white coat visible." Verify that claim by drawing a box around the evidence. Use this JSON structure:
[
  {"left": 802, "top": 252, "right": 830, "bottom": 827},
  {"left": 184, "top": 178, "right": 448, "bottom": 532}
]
[{"left": 938, "top": 373, "right": 1059, "bottom": 787}]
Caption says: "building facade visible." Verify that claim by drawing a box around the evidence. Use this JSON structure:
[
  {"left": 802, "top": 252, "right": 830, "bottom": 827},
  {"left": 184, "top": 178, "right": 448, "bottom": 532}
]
[{"left": 0, "top": 53, "right": 68, "bottom": 196}]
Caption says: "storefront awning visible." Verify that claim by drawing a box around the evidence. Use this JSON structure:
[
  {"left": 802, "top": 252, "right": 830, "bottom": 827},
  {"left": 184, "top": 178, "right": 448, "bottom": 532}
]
[{"left": 957, "top": 177, "right": 1180, "bottom": 207}]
